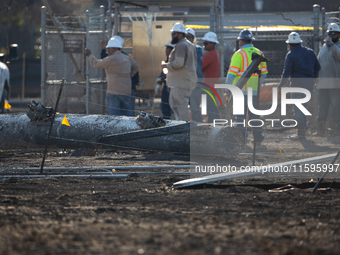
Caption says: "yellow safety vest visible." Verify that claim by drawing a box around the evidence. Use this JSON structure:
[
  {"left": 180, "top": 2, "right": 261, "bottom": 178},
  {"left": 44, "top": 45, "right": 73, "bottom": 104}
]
[{"left": 228, "top": 46, "right": 268, "bottom": 91}]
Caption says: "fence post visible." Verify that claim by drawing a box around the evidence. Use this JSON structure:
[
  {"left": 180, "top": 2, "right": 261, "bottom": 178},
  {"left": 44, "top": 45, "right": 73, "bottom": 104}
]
[
  {"left": 210, "top": 6, "right": 215, "bottom": 32},
  {"left": 108, "top": 0, "right": 112, "bottom": 38},
  {"left": 86, "top": 10, "right": 90, "bottom": 115},
  {"left": 114, "top": 2, "right": 119, "bottom": 36},
  {"left": 100, "top": 5, "right": 106, "bottom": 114},
  {"left": 321, "top": 7, "right": 326, "bottom": 38},
  {"left": 41, "top": 6, "right": 46, "bottom": 106},
  {"left": 219, "top": 0, "right": 224, "bottom": 78},
  {"left": 313, "top": 4, "right": 320, "bottom": 56}
]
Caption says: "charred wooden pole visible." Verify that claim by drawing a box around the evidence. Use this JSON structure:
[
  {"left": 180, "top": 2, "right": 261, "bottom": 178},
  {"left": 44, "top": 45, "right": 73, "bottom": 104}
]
[{"left": 0, "top": 114, "right": 244, "bottom": 159}]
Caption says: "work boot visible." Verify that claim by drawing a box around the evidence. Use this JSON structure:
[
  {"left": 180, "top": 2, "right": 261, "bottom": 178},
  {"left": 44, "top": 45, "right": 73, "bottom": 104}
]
[
  {"left": 312, "top": 121, "right": 326, "bottom": 136},
  {"left": 289, "top": 129, "right": 306, "bottom": 141}
]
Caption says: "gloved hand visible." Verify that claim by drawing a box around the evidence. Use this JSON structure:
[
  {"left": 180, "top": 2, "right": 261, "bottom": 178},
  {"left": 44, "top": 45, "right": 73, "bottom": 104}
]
[
  {"left": 326, "top": 36, "right": 334, "bottom": 47},
  {"left": 155, "top": 84, "right": 161, "bottom": 95},
  {"left": 84, "top": 48, "right": 92, "bottom": 57}
]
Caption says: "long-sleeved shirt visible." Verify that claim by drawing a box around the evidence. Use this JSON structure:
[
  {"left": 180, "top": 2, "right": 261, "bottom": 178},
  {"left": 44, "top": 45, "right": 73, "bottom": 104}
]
[
  {"left": 317, "top": 41, "right": 340, "bottom": 89},
  {"left": 166, "top": 38, "right": 197, "bottom": 90},
  {"left": 201, "top": 48, "right": 220, "bottom": 87},
  {"left": 101, "top": 49, "right": 140, "bottom": 90},
  {"left": 196, "top": 45, "right": 204, "bottom": 79},
  {"left": 226, "top": 44, "right": 267, "bottom": 95},
  {"left": 278, "top": 45, "right": 320, "bottom": 89},
  {"left": 89, "top": 50, "right": 139, "bottom": 96}
]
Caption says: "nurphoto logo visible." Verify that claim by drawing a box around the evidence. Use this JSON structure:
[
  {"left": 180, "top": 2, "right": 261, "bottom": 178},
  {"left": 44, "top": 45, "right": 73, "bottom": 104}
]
[{"left": 201, "top": 84, "right": 312, "bottom": 128}]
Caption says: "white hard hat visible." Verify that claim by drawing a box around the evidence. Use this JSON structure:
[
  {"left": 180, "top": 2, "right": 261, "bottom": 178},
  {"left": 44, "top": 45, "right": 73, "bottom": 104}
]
[
  {"left": 165, "top": 41, "right": 175, "bottom": 48},
  {"left": 106, "top": 38, "right": 122, "bottom": 48},
  {"left": 202, "top": 31, "right": 219, "bottom": 44},
  {"left": 285, "top": 32, "right": 303, "bottom": 44},
  {"left": 327, "top": 23, "right": 340, "bottom": 33},
  {"left": 186, "top": 28, "right": 195, "bottom": 37},
  {"left": 170, "top": 23, "right": 186, "bottom": 33},
  {"left": 113, "top": 35, "right": 124, "bottom": 47}
]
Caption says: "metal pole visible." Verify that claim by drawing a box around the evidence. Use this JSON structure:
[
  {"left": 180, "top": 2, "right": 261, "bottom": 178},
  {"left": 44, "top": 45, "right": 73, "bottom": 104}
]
[
  {"left": 41, "top": 6, "right": 46, "bottom": 106},
  {"left": 100, "top": 5, "right": 106, "bottom": 114},
  {"left": 21, "top": 52, "right": 26, "bottom": 100},
  {"left": 321, "top": 7, "right": 326, "bottom": 37},
  {"left": 114, "top": 2, "right": 119, "bottom": 36},
  {"left": 219, "top": 0, "right": 224, "bottom": 78},
  {"left": 108, "top": 0, "right": 112, "bottom": 38},
  {"left": 40, "top": 78, "right": 65, "bottom": 174},
  {"left": 214, "top": 0, "right": 219, "bottom": 34},
  {"left": 209, "top": 6, "right": 215, "bottom": 32},
  {"left": 86, "top": 10, "right": 90, "bottom": 115},
  {"left": 313, "top": 4, "right": 320, "bottom": 56},
  {"left": 252, "top": 69, "right": 261, "bottom": 166}
]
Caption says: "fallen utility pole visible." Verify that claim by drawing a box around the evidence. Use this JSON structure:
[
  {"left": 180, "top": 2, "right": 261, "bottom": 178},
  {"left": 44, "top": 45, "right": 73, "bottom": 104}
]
[{"left": 0, "top": 114, "right": 244, "bottom": 159}]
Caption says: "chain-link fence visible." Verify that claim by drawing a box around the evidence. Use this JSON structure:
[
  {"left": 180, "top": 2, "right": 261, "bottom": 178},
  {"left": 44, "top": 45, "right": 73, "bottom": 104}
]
[
  {"left": 42, "top": 9, "right": 108, "bottom": 114},
  {"left": 41, "top": 6, "right": 340, "bottom": 126}
]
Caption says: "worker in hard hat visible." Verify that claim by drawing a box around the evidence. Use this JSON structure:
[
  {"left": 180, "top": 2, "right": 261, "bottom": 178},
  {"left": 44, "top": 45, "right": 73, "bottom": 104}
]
[
  {"left": 154, "top": 41, "right": 175, "bottom": 119},
  {"left": 314, "top": 23, "right": 340, "bottom": 136},
  {"left": 161, "top": 23, "right": 197, "bottom": 121},
  {"left": 100, "top": 35, "right": 140, "bottom": 116},
  {"left": 190, "top": 31, "right": 221, "bottom": 123},
  {"left": 278, "top": 32, "right": 320, "bottom": 141},
  {"left": 225, "top": 29, "right": 268, "bottom": 144},
  {"left": 85, "top": 37, "right": 139, "bottom": 116},
  {"left": 185, "top": 28, "right": 204, "bottom": 79}
]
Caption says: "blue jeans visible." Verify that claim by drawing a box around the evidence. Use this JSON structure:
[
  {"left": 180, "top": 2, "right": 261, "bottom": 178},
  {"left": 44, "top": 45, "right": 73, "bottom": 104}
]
[
  {"left": 161, "top": 85, "right": 172, "bottom": 119},
  {"left": 317, "top": 89, "right": 340, "bottom": 124},
  {"left": 235, "top": 95, "right": 264, "bottom": 141},
  {"left": 106, "top": 94, "right": 134, "bottom": 116},
  {"left": 291, "top": 91, "right": 313, "bottom": 130},
  {"left": 129, "top": 89, "right": 136, "bottom": 116}
]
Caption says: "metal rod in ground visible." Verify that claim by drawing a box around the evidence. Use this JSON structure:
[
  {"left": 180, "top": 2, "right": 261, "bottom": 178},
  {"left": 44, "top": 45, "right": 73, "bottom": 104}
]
[
  {"left": 0, "top": 172, "right": 191, "bottom": 178},
  {"left": 40, "top": 78, "right": 65, "bottom": 174},
  {"left": 252, "top": 69, "right": 262, "bottom": 166},
  {"left": 14, "top": 165, "right": 192, "bottom": 172},
  {"left": 311, "top": 148, "right": 340, "bottom": 194}
]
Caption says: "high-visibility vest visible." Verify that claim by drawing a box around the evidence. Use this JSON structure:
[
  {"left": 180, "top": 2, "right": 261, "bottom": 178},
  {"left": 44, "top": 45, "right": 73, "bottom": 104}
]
[{"left": 228, "top": 46, "right": 268, "bottom": 91}]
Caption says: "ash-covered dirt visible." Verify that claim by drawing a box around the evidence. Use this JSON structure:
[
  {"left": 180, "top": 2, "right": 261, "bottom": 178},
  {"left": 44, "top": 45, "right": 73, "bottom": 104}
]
[{"left": 1, "top": 123, "right": 340, "bottom": 255}]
